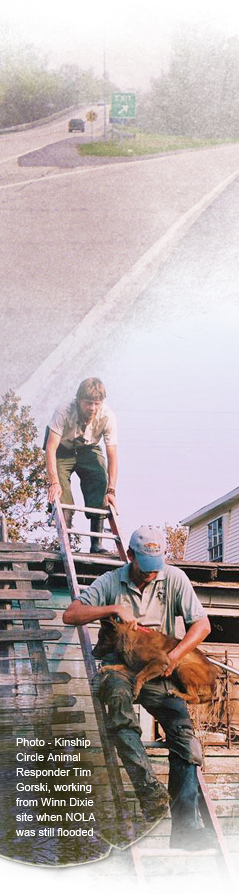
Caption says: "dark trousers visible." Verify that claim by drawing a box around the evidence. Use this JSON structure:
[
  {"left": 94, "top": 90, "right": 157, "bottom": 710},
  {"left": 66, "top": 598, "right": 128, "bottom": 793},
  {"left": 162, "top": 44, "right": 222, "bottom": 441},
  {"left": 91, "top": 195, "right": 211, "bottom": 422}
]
[
  {"left": 56, "top": 444, "right": 108, "bottom": 519},
  {"left": 94, "top": 669, "right": 202, "bottom": 832}
]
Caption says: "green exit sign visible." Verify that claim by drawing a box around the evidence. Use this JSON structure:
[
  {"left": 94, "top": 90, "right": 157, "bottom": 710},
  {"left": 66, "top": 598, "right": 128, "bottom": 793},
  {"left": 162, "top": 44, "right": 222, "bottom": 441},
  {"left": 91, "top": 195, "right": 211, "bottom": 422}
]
[{"left": 111, "top": 92, "right": 136, "bottom": 119}]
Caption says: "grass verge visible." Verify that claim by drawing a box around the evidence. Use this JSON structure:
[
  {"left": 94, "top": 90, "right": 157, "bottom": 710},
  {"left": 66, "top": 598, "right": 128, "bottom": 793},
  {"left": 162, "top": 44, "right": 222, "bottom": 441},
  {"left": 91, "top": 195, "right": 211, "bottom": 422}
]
[{"left": 77, "top": 131, "right": 235, "bottom": 157}]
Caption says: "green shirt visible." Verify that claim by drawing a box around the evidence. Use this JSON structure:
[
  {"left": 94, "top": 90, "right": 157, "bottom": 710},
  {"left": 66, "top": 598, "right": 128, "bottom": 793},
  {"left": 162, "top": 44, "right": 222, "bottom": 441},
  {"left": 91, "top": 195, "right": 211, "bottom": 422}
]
[{"left": 79, "top": 563, "right": 206, "bottom": 635}]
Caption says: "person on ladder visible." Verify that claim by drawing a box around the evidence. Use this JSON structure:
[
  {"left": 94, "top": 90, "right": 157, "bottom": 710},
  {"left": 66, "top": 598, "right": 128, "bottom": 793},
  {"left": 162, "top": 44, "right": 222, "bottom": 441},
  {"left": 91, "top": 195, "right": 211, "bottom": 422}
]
[
  {"left": 45, "top": 377, "right": 118, "bottom": 553},
  {"left": 63, "top": 525, "right": 215, "bottom": 850}
]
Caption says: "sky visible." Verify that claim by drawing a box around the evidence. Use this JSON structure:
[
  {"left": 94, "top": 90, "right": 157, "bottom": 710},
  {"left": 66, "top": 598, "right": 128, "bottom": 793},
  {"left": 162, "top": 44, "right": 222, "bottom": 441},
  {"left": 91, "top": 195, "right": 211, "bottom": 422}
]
[
  {"left": 2, "top": 2, "right": 166, "bottom": 90},
  {"left": 2, "top": 0, "right": 239, "bottom": 89}
]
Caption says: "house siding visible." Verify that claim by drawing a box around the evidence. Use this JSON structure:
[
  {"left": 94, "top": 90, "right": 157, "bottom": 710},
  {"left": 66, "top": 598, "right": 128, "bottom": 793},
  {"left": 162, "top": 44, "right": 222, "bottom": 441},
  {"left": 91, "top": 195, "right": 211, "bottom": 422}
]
[
  {"left": 184, "top": 520, "right": 208, "bottom": 561},
  {"left": 184, "top": 502, "right": 239, "bottom": 563},
  {"left": 225, "top": 505, "right": 239, "bottom": 562}
]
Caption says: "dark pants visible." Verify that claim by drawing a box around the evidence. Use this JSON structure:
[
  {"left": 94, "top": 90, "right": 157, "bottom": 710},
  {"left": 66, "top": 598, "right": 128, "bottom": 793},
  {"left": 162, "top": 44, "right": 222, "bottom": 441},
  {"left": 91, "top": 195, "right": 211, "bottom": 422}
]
[
  {"left": 56, "top": 444, "right": 108, "bottom": 520},
  {"left": 94, "top": 669, "right": 202, "bottom": 833}
]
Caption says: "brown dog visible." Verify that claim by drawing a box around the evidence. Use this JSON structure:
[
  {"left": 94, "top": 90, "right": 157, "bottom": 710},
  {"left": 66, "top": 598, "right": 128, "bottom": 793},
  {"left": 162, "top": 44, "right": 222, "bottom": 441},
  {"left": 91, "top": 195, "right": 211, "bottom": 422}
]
[{"left": 92, "top": 617, "right": 218, "bottom": 703}]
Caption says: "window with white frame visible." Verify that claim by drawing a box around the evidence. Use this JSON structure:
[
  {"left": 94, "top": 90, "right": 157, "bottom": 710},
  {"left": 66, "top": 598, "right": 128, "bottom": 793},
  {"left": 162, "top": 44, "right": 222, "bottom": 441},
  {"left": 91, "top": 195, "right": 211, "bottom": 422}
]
[{"left": 208, "top": 517, "right": 223, "bottom": 562}]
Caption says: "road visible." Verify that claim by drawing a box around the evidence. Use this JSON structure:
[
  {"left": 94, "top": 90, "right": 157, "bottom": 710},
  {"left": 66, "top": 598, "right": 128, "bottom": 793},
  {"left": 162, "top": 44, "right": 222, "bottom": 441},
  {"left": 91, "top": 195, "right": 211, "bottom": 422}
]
[
  {"left": 1, "top": 111, "right": 239, "bottom": 401},
  {"left": 0, "top": 104, "right": 105, "bottom": 166}
]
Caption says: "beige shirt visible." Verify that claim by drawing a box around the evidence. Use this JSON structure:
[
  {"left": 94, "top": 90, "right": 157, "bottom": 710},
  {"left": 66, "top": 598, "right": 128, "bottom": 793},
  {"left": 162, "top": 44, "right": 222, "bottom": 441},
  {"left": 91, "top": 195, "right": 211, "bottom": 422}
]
[{"left": 49, "top": 399, "right": 117, "bottom": 450}]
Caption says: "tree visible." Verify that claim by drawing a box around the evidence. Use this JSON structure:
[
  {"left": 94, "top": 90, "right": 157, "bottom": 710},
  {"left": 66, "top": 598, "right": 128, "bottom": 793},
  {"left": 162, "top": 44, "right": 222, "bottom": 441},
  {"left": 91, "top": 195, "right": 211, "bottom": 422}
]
[
  {"left": 136, "top": 26, "right": 239, "bottom": 139},
  {"left": 218, "top": 35, "right": 239, "bottom": 137},
  {"left": 0, "top": 391, "right": 83, "bottom": 549},
  {"left": 0, "top": 40, "right": 119, "bottom": 128},
  {"left": 0, "top": 390, "right": 48, "bottom": 540},
  {"left": 164, "top": 524, "right": 187, "bottom": 562}
]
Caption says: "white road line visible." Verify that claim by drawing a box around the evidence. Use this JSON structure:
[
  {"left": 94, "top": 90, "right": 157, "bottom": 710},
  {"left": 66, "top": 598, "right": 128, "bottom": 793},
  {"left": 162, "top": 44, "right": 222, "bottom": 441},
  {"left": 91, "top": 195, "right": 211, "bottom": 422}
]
[
  {"left": 0, "top": 154, "right": 23, "bottom": 165},
  {"left": 0, "top": 153, "right": 238, "bottom": 193},
  {"left": 0, "top": 153, "right": 171, "bottom": 190},
  {"left": 19, "top": 165, "right": 239, "bottom": 432}
]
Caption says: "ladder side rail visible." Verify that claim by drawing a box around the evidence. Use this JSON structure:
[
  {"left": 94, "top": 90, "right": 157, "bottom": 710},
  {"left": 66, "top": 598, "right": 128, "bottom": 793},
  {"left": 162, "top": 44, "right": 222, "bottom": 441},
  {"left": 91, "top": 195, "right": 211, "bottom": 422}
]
[
  {"left": 53, "top": 495, "right": 136, "bottom": 839},
  {"left": 197, "top": 766, "right": 237, "bottom": 885},
  {"left": 108, "top": 505, "right": 129, "bottom": 562},
  {"left": 207, "top": 656, "right": 239, "bottom": 677},
  {"left": 130, "top": 843, "right": 148, "bottom": 885}
]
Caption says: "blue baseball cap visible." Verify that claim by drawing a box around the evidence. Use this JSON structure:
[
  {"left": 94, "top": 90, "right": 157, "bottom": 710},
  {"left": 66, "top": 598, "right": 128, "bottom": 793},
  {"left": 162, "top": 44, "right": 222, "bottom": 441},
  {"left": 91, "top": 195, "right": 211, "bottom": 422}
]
[{"left": 129, "top": 526, "right": 166, "bottom": 572}]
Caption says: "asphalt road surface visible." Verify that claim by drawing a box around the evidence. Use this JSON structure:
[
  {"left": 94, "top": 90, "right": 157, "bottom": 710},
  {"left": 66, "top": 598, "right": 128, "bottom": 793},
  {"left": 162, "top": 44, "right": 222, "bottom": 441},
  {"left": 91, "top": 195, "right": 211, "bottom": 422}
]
[{"left": 0, "top": 104, "right": 105, "bottom": 166}]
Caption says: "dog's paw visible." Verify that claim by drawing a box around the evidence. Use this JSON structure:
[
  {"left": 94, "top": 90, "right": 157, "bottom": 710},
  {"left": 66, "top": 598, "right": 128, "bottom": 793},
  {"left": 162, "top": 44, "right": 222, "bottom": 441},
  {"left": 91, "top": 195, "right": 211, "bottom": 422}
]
[{"left": 152, "top": 662, "right": 170, "bottom": 678}]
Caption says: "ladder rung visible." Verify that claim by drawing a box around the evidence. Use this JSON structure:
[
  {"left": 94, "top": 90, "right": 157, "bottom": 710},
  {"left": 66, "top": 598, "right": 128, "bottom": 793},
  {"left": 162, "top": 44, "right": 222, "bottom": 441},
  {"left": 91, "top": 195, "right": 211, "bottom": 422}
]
[
  {"left": 66, "top": 529, "right": 119, "bottom": 541},
  {"left": 61, "top": 504, "right": 109, "bottom": 516}
]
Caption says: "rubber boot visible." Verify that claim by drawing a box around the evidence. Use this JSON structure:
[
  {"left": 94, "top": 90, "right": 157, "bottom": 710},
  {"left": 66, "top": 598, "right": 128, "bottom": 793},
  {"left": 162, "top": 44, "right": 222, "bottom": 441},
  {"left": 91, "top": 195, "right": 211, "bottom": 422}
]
[
  {"left": 95, "top": 672, "right": 169, "bottom": 818},
  {"left": 112, "top": 732, "right": 169, "bottom": 822},
  {"left": 63, "top": 508, "right": 74, "bottom": 530},
  {"left": 90, "top": 515, "right": 107, "bottom": 553},
  {"left": 169, "top": 755, "right": 217, "bottom": 851}
]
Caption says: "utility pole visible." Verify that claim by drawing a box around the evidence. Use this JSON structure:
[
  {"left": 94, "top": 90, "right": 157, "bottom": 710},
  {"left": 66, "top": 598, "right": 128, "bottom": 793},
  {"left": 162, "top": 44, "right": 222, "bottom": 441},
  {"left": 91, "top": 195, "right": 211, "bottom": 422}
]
[{"left": 103, "top": 32, "right": 107, "bottom": 142}]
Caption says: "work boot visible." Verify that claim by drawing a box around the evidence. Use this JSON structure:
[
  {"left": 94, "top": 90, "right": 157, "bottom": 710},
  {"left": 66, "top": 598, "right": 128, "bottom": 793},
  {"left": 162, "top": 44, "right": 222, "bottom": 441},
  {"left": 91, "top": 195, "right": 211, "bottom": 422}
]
[
  {"left": 105, "top": 724, "right": 169, "bottom": 823},
  {"left": 102, "top": 716, "right": 169, "bottom": 827},
  {"left": 168, "top": 756, "right": 217, "bottom": 852},
  {"left": 90, "top": 515, "right": 108, "bottom": 554}
]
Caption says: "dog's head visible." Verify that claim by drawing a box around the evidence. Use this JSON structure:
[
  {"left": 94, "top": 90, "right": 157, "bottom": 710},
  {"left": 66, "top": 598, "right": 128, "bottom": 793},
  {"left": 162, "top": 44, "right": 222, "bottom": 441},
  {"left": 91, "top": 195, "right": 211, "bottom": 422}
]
[{"left": 92, "top": 616, "right": 122, "bottom": 658}]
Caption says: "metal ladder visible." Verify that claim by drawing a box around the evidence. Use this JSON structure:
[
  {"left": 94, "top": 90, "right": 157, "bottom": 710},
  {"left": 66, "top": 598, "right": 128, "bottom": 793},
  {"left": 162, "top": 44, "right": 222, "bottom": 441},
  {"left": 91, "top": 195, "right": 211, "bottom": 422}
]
[
  {"left": 52, "top": 495, "right": 237, "bottom": 886},
  {"left": 52, "top": 495, "right": 145, "bottom": 877}
]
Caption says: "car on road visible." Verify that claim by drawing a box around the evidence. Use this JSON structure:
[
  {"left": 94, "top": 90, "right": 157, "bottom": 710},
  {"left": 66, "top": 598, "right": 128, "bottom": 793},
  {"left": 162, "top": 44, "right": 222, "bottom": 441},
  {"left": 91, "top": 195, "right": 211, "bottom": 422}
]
[{"left": 68, "top": 118, "right": 85, "bottom": 133}]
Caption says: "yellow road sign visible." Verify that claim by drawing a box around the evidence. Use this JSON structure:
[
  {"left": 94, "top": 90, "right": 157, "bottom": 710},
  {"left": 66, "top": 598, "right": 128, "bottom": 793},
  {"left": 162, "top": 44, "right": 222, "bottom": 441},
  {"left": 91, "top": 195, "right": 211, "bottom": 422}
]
[{"left": 86, "top": 110, "right": 98, "bottom": 122}]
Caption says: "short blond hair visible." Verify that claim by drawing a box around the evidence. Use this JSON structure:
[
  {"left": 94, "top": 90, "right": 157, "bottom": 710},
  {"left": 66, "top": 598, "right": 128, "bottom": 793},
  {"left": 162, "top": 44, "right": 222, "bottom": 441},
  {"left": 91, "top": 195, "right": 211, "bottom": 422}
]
[{"left": 76, "top": 378, "right": 106, "bottom": 401}]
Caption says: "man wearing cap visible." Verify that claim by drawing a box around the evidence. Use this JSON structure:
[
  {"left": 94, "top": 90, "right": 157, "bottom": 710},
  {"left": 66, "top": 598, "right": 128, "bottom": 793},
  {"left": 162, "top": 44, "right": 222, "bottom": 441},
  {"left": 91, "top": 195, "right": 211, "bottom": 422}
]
[
  {"left": 45, "top": 377, "right": 117, "bottom": 553},
  {"left": 63, "top": 525, "right": 213, "bottom": 850}
]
